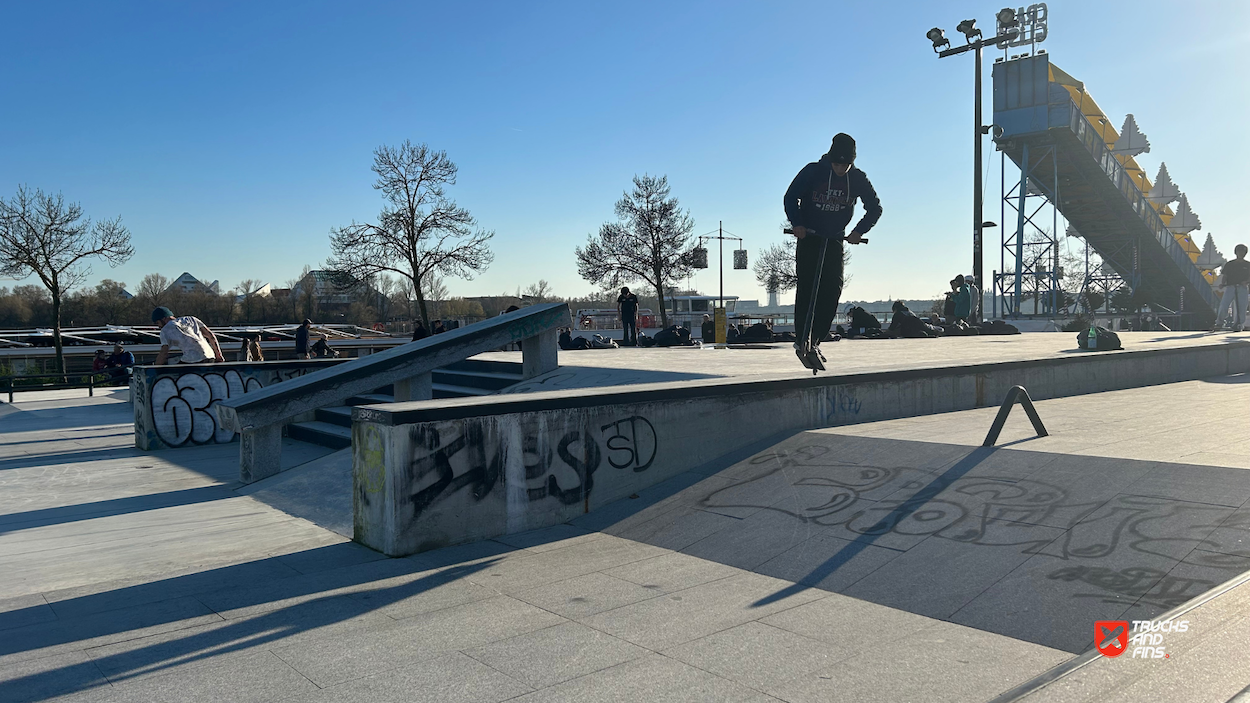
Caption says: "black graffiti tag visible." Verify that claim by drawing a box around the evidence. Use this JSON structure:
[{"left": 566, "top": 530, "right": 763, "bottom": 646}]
[
  {"left": 406, "top": 423, "right": 609, "bottom": 516},
  {"left": 601, "top": 416, "right": 657, "bottom": 472},
  {"left": 407, "top": 424, "right": 503, "bottom": 517}
]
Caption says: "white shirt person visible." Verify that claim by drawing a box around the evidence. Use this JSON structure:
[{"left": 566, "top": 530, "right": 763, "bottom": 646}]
[{"left": 152, "top": 307, "right": 224, "bottom": 364}]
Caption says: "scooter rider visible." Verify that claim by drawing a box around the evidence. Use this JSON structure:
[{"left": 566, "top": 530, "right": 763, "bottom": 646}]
[{"left": 784, "top": 133, "right": 882, "bottom": 361}]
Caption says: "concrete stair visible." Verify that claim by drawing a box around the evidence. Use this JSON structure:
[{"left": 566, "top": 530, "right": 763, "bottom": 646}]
[{"left": 285, "top": 359, "right": 524, "bottom": 449}]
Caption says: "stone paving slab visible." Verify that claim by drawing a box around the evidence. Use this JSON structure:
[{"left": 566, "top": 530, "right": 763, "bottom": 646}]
[{"left": 8, "top": 370, "right": 1250, "bottom": 702}]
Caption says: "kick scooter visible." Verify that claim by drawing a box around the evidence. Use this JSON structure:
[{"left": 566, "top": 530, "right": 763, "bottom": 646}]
[{"left": 783, "top": 227, "right": 868, "bottom": 374}]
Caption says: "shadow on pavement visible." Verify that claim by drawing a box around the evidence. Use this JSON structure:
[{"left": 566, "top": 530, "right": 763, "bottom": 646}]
[
  {"left": 576, "top": 433, "right": 1250, "bottom": 652},
  {"left": 0, "top": 485, "right": 233, "bottom": 536},
  {"left": 0, "top": 540, "right": 514, "bottom": 701}
]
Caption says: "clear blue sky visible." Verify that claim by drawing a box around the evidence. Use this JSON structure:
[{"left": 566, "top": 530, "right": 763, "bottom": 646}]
[{"left": 2, "top": 1, "right": 1247, "bottom": 305}]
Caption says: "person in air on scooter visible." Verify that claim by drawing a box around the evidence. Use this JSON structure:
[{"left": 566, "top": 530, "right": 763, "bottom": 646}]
[{"left": 783, "top": 133, "right": 882, "bottom": 366}]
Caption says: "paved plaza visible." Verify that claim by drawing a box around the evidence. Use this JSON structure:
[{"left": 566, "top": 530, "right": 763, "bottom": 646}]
[{"left": 3, "top": 357, "right": 1250, "bottom": 701}]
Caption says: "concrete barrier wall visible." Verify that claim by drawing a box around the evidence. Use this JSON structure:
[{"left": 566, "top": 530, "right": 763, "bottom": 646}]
[
  {"left": 133, "top": 359, "right": 347, "bottom": 450},
  {"left": 353, "top": 341, "right": 1250, "bottom": 556}
]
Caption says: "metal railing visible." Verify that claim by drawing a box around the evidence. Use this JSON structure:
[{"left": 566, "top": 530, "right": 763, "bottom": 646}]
[
  {"left": 1, "top": 369, "right": 125, "bottom": 403},
  {"left": 214, "top": 302, "right": 570, "bottom": 483},
  {"left": 1064, "top": 101, "right": 1216, "bottom": 310}
]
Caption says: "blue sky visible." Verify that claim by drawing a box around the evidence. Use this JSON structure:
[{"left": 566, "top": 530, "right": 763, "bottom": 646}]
[{"left": 2, "top": 1, "right": 1247, "bottom": 305}]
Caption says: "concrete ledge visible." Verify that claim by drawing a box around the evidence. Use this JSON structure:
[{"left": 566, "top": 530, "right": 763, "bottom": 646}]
[
  {"left": 355, "top": 340, "right": 1250, "bottom": 425},
  {"left": 132, "top": 359, "right": 348, "bottom": 450},
  {"left": 353, "top": 340, "right": 1250, "bottom": 556}
]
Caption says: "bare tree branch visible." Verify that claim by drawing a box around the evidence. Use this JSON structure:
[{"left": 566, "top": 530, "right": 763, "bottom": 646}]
[
  {"left": 327, "top": 141, "right": 494, "bottom": 326},
  {"left": 753, "top": 239, "right": 799, "bottom": 295},
  {"left": 0, "top": 185, "right": 133, "bottom": 371},
  {"left": 574, "top": 175, "right": 695, "bottom": 327}
]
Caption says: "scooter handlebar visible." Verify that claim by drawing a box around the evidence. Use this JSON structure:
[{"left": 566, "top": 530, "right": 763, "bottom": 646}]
[{"left": 783, "top": 227, "right": 868, "bottom": 243}]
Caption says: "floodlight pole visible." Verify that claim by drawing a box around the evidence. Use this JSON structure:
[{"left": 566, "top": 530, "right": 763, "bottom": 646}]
[{"left": 937, "top": 29, "right": 1017, "bottom": 305}]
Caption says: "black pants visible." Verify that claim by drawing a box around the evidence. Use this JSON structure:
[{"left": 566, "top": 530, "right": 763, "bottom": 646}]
[
  {"left": 622, "top": 317, "right": 637, "bottom": 346},
  {"left": 794, "top": 236, "right": 845, "bottom": 344}
]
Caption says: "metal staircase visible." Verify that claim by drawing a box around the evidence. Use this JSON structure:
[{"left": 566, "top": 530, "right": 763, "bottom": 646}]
[{"left": 992, "top": 54, "right": 1217, "bottom": 329}]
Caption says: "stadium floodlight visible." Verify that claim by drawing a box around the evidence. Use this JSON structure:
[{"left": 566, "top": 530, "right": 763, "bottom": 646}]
[
  {"left": 956, "top": 19, "right": 981, "bottom": 42},
  {"left": 996, "top": 7, "right": 1018, "bottom": 27},
  {"left": 926, "top": 27, "right": 949, "bottom": 52}
]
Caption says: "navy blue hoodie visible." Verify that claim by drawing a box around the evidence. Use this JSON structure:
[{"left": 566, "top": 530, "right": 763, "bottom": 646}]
[{"left": 784, "top": 158, "right": 882, "bottom": 237}]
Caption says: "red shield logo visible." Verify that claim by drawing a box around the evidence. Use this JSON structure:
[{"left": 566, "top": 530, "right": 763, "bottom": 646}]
[{"left": 1095, "top": 620, "right": 1129, "bottom": 657}]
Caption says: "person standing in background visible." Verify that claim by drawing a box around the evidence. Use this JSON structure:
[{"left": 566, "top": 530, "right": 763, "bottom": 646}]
[
  {"left": 295, "top": 319, "right": 312, "bottom": 359},
  {"left": 617, "top": 286, "right": 639, "bottom": 346},
  {"left": 1214, "top": 244, "right": 1250, "bottom": 332}
]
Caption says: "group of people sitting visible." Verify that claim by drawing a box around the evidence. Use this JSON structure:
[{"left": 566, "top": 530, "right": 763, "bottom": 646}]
[
  {"left": 90, "top": 344, "right": 135, "bottom": 384},
  {"left": 700, "top": 316, "right": 797, "bottom": 344},
  {"left": 559, "top": 324, "right": 701, "bottom": 350},
  {"left": 873, "top": 301, "right": 1018, "bottom": 338}
]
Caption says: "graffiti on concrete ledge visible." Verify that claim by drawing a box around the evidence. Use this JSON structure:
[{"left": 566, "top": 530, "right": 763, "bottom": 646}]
[
  {"left": 405, "top": 414, "right": 658, "bottom": 518},
  {"left": 150, "top": 370, "right": 263, "bottom": 446}
]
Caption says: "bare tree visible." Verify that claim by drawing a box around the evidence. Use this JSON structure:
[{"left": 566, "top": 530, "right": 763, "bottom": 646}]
[
  {"left": 523, "top": 279, "right": 553, "bottom": 301},
  {"left": 235, "top": 279, "right": 265, "bottom": 322},
  {"left": 575, "top": 174, "right": 695, "bottom": 327},
  {"left": 0, "top": 186, "right": 133, "bottom": 371},
  {"left": 137, "top": 273, "right": 171, "bottom": 310},
  {"left": 421, "top": 272, "right": 449, "bottom": 320},
  {"left": 328, "top": 141, "right": 494, "bottom": 327},
  {"left": 753, "top": 239, "right": 799, "bottom": 298}
]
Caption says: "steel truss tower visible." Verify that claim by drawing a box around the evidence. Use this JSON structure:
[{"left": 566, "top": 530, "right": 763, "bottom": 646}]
[{"left": 993, "top": 143, "right": 1064, "bottom": 319}]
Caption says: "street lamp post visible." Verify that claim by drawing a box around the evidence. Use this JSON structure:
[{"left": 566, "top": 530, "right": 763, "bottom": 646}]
[{"left": 927, "top": 9, "right": 1019, "bottom": 302}]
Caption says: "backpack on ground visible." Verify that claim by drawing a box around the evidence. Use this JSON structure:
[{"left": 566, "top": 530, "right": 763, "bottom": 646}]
[
  {"left": 1076, "top": 325, "right": 1122, "bottom": 351},
  {"left": 637, "top": 332, "right": 655, "bottom": 347}
]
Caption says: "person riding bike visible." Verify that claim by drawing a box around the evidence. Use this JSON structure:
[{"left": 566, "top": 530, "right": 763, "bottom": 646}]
[{"left": 783, "top": 133, "right": 882, "bottom": 364}]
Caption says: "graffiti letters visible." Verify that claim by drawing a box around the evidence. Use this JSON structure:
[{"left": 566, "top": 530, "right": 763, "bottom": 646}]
[
  {"left": 699, "top": 444, "right": 1246, "bottom": 609},
  {"left": 405, "top": 414, "right": 657, "bottom": 518},
  {"left": 823, "top": 388, "right": 862, "bottom": 423},
  {"left": 602, "top": 416, "right": 657, "bottom": 472},
  {"left": 150, "top": 370, "right": 262, "bottom": 446}
]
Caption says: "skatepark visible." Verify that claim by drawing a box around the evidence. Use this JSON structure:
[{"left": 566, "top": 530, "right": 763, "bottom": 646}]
[
  {"left": 4, "top": 4, "right": 1250, "bottom": 702},
  {"left": 4, "top": 320, "right": 1250, "bottom": 702}
]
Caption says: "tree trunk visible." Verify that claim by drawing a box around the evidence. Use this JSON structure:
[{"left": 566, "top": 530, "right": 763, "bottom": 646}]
[
  {"left": 51, "top": 291, "right": 64, "bottom": 374},
  {"left": 654, "top": 279, "right": 668, "bottom": 328},
  {"left": 413, "top": 276, "right": 430, "bottom": 327}
]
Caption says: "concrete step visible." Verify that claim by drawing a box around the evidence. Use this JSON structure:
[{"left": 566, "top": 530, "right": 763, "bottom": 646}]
[
  {"left": 315, "top": 406, "right": 354, "bottom": 428},
  {"left": 444, "top": 358, "right": 524, "bottom": 375},
  {"left": 433, "top": 383, "right": 494, "bottom": 399},
  {"left": 344, "top": 393, "right": 395, "bottom": 406},
  {"left": 286, "top": 420, "right": 352, "bottom": 450},
  {"left": 432, "top": 368, "right": 522, "bottom": 392},
  {"left": 298, "top": 359, "right": 526, "bottom": 449}
]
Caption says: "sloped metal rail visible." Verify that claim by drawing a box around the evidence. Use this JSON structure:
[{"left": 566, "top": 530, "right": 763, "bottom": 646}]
[
  {"left": 983, "top": 385, "right": 1049, "bottom": 447},
  {"left": 216, "top": 303, "right": 570, "bottom": 483}
]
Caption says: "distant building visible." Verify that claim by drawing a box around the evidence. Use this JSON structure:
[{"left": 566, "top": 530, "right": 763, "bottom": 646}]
[
  {"left": 234, "top": 282, "right": 271, "bottom": 303},
  {"left": 167, "top": 272, "right": 220, "bottom": 295},
  {"left": 291, "top": 271, "right": 372, "bottom": 306}
]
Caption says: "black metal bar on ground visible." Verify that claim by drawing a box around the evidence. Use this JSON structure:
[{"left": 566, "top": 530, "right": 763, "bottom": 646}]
[{"left": 983, "top": 385, "right": 1049, "bottom": 447}]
